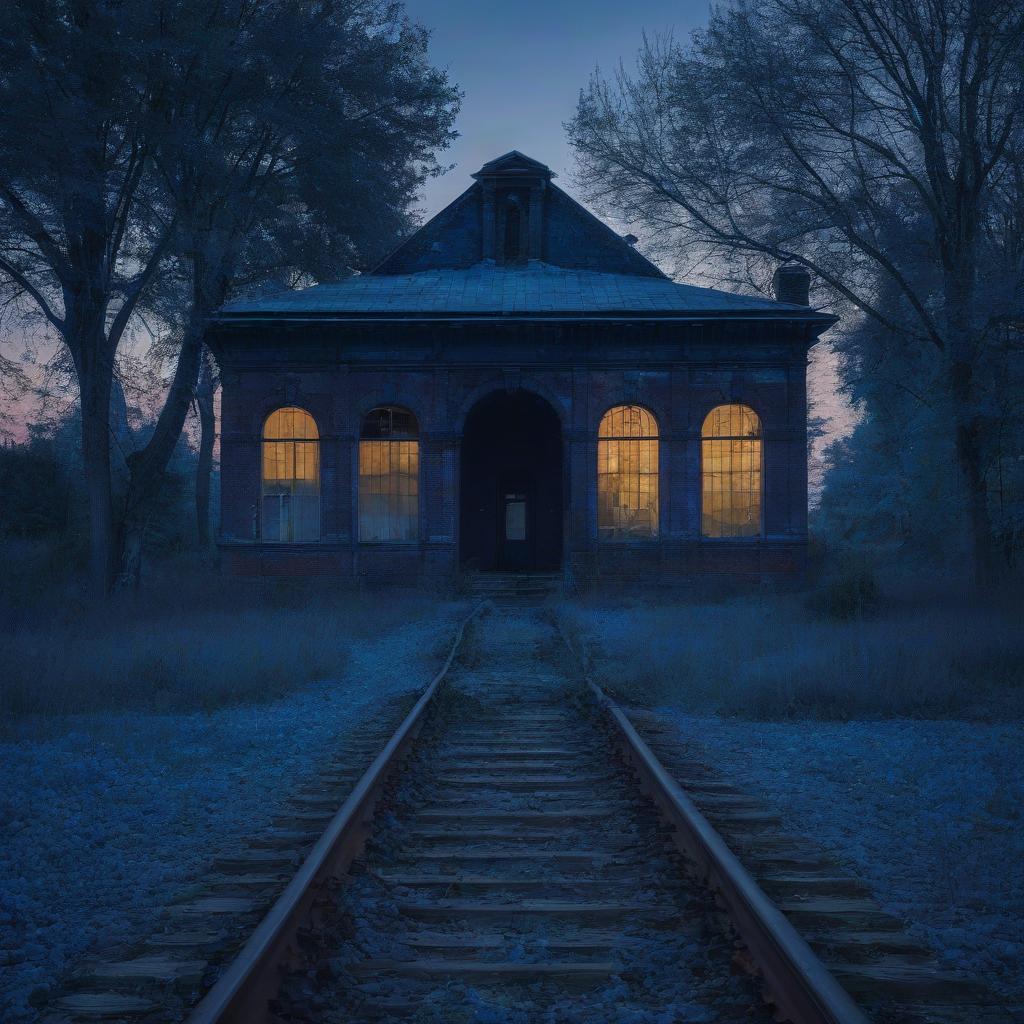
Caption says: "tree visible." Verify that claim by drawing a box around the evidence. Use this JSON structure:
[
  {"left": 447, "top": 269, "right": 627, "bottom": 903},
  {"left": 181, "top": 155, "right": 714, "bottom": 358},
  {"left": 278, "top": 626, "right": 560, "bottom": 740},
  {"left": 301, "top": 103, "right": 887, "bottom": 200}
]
[
  {"left": 0, "top": 0, "right": 459, "bottom": 592},
  {"left": 116, "top": 0, "right": 459, "bottom": 583},
  {"left": 194, "top": 347, "right": 218, "bottom": 551},
  {"left": 0, "top": 2, "right": 176, "bottom": 594},
  {"left": 568, "top": 0, "right": 1024, "bottom": 585}
]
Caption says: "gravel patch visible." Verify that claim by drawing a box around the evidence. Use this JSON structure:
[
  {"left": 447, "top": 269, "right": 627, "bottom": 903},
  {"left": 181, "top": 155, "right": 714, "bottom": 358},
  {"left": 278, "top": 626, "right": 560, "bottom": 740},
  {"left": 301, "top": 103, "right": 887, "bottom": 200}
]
[
  {"left": 0, "top": 609, "right": 463, "bottom": 1023},
  {"left": 656, "top": 712, "right": 1024, "bottom": 1001}
]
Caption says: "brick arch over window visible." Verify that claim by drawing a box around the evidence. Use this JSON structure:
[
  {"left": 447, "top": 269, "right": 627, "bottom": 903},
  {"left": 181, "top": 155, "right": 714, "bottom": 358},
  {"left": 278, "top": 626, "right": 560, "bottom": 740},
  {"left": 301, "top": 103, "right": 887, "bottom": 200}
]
[
  {"left": 701, "top": 404, "right": 762, "bottom": 538},
  {"left": 359, "top": 406, "right": 419, "bottom": 543},
  {"left": 597, "top": 405, "right": 659, "bottom": 540},
  {"left": 261, "top": 407, "right": 320, "bottom": 542}
]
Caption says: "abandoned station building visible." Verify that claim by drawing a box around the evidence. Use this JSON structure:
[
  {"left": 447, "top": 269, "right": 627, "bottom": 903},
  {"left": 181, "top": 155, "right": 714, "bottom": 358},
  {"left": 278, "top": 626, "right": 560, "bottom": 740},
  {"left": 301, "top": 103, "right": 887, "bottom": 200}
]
[{"left": 206, "top": 151, "right": 835, "bottom": 584}]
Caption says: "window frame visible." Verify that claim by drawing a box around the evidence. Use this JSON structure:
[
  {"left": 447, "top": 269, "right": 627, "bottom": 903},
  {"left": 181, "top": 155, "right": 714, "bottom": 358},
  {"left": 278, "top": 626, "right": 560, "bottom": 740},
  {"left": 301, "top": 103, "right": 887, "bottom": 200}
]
[
  {"left": 260, "top": 406, "right": 321, "bottom": 544},
  {"left": 357, "top": 405, "right": 421, "bottom": 545},
  {"left": 596, "top": 404, "right": 661, "bottom": 543},
  {"left": 699, "top": 403, "right": 764, "bottom": 541}
]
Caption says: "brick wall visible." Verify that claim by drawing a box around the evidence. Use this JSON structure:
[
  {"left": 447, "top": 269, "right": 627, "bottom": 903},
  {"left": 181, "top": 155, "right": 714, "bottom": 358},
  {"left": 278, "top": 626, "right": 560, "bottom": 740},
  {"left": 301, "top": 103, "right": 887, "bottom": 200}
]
[{"left": 217, "top": 347, "right": 811, "bottom": 587}]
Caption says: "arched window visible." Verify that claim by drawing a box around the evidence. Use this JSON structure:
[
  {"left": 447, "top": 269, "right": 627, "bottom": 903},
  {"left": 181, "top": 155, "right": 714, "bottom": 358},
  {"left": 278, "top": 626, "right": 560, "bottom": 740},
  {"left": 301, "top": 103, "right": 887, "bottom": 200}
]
[
  {"left": 702, "top": 404, "right": 762, "bottom": 538},
  {"left": 597, "top": 405, "right": 659, "bottom": 539},
  {"left": 261, "top": 407, "right": 320, "bottom": 542},
  {"left": 359, "top": 406, "right": 419, "bottom": 542}
]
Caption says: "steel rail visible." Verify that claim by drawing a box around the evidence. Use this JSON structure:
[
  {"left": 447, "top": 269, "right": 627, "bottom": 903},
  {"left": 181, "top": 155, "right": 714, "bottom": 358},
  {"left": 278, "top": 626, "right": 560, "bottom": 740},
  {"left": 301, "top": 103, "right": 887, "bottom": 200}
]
[
  {"left": 581, "top": 670, "right": 870, "bottom": 1024},
  {"left": 185, "top": 602, "right": 488, "bottom": 1024},
  {"left": 558, "top": 618, "right": 867, "bottom": 1023}
]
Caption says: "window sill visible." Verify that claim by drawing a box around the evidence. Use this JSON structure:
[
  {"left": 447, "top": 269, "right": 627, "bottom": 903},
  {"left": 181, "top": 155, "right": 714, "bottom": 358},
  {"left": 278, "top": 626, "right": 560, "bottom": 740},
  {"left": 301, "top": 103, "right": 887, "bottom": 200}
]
[{"left": 699, "top": 536, "right": 765, "bottom": 543}]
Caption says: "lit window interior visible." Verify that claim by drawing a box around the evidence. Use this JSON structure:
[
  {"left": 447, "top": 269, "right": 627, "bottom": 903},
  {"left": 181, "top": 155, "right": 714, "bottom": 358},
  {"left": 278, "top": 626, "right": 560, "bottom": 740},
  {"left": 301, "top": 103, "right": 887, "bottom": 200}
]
[
  {"left": 359, "top": 406, "right": 419, "bottom": 542},
  {"left": 598, "top": 405, "right": 659, "bottom": 539},
  {"left": 701, "top": 404, "right": 762, "bottom": 538},
  {"left": 261, "top": 407, "right": 320, "bottom": 542}
]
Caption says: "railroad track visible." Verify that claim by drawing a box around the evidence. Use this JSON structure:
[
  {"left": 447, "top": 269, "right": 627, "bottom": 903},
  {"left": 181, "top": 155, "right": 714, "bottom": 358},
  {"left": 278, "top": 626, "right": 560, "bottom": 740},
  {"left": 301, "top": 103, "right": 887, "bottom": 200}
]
[
  {"left": 272, "top": 613, "right": 773, "bottom": 1022},
  {"left": 48, "top": 605, "right": 1012, "bottom": 1023}
]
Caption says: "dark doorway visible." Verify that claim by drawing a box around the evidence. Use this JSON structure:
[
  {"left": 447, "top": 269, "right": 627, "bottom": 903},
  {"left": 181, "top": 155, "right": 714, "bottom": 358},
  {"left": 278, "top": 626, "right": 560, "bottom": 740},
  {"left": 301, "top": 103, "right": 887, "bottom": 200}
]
[{"left": 459, "top": 390, "right": 563, "bottom": 571}]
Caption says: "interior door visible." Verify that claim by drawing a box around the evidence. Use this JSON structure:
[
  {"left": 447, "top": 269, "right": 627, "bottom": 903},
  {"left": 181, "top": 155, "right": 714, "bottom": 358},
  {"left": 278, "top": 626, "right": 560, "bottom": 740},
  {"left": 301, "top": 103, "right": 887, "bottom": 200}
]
[{"left": 500, "top": 489, "right": 530, "bottom": 569}]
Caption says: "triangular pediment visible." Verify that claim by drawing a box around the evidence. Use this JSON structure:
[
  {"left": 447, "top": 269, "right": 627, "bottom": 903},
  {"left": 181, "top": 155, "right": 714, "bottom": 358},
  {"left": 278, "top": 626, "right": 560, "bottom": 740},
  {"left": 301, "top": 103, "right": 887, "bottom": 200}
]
[{"left": 472, "top": 150, "right": 555, "bottom": 180}]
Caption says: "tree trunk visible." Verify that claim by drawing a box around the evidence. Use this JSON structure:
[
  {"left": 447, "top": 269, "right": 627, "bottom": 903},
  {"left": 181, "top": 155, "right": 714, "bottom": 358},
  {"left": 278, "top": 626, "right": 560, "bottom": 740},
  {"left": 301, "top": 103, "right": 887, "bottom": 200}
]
[
  {"left": 78, "top": 354, "right": 117, "bottom": 596},
  {"left": 117, "top": 312, "right": 207, "bottom": 587},
  {"left": 943, "top": 257, "right": 996, "bottom": 589},
  {"left": 948, "top": 352, "right": 996, "bottom": 588},
  {"left": 115, "top": 248, "right": 231, "bottom": 587},
  {"left": 195, "top": 349, "right": 216, "bottom": 549}
]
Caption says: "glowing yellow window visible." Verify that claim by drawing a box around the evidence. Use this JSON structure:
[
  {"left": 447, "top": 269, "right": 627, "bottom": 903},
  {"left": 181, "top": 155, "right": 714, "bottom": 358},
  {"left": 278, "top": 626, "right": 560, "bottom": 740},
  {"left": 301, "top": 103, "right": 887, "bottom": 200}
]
[
  {"left": 701, "top": 404, "right": 762, "bottom": 538},
  {"left": 598, "top": 405, "right": 659, "bottom": 539},
  {"left": 261, "top": 407, "right": 320, "bottom": 542},
  {"left": 359, "top": 406, "right": 419, "bottom": 542}
]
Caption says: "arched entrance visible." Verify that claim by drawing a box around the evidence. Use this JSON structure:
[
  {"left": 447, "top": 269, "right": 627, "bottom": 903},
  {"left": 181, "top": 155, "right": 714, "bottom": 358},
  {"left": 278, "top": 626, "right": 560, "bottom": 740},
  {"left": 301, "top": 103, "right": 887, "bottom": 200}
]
[{"left": 459, "top": 390, "right": 563, "bottom": 571}]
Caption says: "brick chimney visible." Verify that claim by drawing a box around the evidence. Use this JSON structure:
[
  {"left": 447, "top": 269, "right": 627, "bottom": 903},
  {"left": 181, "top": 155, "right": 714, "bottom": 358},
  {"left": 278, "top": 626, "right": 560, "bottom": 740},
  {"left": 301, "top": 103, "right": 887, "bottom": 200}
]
[{"left": 772, "top": 263, "right": 811, "bottom": 305}]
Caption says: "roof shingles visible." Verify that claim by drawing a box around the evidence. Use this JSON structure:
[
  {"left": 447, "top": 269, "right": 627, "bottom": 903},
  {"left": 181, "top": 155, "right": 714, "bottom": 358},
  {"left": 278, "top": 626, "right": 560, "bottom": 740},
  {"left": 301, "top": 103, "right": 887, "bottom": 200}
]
[{"left": 218, "top": 262, "right": 823, "bottom": 319}]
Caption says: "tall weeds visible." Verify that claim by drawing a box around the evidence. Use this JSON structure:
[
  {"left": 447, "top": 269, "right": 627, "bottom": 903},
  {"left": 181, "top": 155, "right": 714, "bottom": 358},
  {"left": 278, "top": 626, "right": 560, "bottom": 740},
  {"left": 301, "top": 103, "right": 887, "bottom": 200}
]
[
  {"left": 563, "top": 585, "right": 1024, "bottom": 720},
  {"left": 0, "top": 544, "right": 441, "bottom": 715}
]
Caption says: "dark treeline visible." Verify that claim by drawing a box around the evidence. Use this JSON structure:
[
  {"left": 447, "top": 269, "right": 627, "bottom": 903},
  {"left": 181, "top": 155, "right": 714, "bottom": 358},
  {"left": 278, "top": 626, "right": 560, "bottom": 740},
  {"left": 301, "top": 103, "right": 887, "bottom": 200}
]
[
  {"left": 0, "top": 0, "right": 460, "bottom": 594},
  {"left": 569, "top": 0, "right": 1024, "bottom": 585},
  {"left": 0, "top": 402, "right": 200, "bottom": 568}
]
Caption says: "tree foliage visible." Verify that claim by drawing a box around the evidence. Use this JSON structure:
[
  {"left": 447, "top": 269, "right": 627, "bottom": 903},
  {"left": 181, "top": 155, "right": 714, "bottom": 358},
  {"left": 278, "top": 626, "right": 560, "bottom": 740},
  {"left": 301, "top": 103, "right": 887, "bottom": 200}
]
[
  {"left": 0, "top": 0, "right": 459, "bottom": 593},
  {"left": 568, "top": 0, "right": 1024, "bottom": 583}
]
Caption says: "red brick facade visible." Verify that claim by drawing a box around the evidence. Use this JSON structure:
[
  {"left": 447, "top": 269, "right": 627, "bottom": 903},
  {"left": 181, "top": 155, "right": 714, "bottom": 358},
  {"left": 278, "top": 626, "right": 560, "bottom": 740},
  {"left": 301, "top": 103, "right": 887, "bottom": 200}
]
[{"left": 208, "top": 152, "right": 833, "bottom": 587}]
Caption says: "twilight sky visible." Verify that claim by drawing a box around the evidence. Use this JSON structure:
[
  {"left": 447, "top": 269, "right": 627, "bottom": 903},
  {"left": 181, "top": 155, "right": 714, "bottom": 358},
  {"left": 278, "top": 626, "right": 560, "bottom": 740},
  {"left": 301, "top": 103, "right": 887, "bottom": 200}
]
[
  {"left": 399, "top": 0, "right": 855, "bottom": 471},
  {"left": 2, "top": 0, "right": 853, "bottom": 458},
  {"left": 402, "top": 0, "right": 711, "bottom": 217}
]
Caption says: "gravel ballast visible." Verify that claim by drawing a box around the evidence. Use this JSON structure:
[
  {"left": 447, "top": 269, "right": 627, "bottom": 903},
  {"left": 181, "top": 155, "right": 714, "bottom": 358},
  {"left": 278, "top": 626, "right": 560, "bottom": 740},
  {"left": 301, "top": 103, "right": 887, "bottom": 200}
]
[
  {"left": 0, "top": 611, "right": 462, "bottom": 1023},
  {"left": 655, "top": 712, "right": 1024, "bottom": 1001}
]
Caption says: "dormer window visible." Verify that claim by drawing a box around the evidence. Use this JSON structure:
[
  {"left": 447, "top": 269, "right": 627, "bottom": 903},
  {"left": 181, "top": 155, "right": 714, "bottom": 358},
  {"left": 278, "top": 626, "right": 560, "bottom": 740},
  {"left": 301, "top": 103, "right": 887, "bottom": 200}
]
[
  {"left": 503, "top": 193, "right": 525, "bottom": 263},
  {"left": 473, "top": 151, "right": 553, "bottom": 263}
]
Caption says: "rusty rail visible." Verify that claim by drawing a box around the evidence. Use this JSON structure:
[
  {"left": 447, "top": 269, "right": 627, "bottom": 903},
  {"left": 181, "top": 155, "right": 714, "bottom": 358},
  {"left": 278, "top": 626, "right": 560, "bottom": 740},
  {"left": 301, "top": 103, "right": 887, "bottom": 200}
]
[
  {"left": 185, "top": 602, "right": 488, "bottom": 1024},
  {"left": 565, "top": 624, "right": 868, "bottom": 1024}
]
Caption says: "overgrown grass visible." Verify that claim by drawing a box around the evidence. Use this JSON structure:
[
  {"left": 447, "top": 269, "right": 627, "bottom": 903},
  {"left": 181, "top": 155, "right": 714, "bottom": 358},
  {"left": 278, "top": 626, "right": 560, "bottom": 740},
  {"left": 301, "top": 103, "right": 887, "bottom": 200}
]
[
  {"left": 562, "top": 577, "right": 1024, "bottom": 720},
  {"left": 0, "top": 541, "right": 447, "bottom": 716}
]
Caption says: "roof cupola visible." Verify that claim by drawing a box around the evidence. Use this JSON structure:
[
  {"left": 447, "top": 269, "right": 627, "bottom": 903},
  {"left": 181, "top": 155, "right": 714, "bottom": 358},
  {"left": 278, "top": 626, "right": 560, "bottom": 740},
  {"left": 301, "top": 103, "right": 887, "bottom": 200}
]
[{"left": 472, "top": 151, "right": 554, "bottom": 264}]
